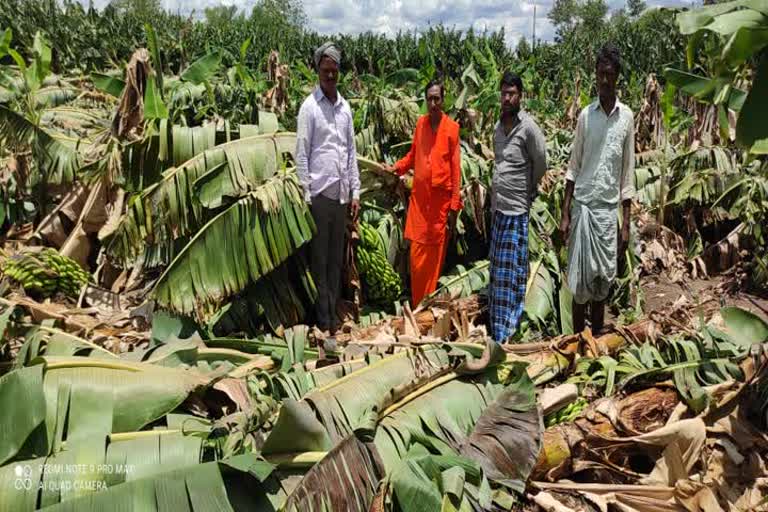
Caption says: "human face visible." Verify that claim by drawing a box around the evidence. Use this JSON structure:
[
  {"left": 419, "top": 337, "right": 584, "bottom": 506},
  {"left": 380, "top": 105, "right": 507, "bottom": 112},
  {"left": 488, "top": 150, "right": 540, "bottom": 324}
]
[
  {"left": 426, "top": 85, "right": 444, "bottom": 116},
  {"left": 500, "top": 84, "right": 521, "bottom": 116},
  {"left": 596, "top": 60, "right": 618, "bottom": 102},
  {"left": 318, "top": 57, "right": 338, "bottom": 98}
]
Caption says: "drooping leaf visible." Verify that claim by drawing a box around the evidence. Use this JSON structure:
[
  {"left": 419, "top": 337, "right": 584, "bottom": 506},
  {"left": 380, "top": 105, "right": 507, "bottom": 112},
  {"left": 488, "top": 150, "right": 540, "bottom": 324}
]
[
  {"left": 91, "top": 72, "right": 126, "bottom": 97},
  {"left": 152, "top": 175, "right": 314, "bottom": 320},
  {"left": 282, "top": 434, "right": 386, "bottom": 512},
  {"left": 0, "top": 365, "right": 46, "bottom": 465},
  {"left": 0, "top": 105, "right": 81, "bottom": 184},
  {"left": 676, "top": 0, "right": 763, "bottom": 35},
  {"left": 181, "top": 51, "right": 223, "bottom": 85},
  {"left": 722, "top": 26, "right": 768, "bottom": 66},
  {"left": 33, "top": 86, "right": 78, "bottom": 108},
  {"left": 664, "top": 68, "right": 719, "bottom": 100},
  {"left": 458, "top": 372, "right": 542, "bottom": 492},
  {"left": 35, "top": 461, "right": 236, "bottom": 512},
  {"left": 719, "top": 306, "right": 768, "bottom": 347},
  {"left": 151, "top": 310, "right": 200, "bottom": 346},
  {"left": 264, "top": 347, "right": 451, "bottom": 453},
  {"left": 373, "top": 367, "right": 541, "bottom": 508},
  {"left": 171, "top": 123, "right": 217, "bottom": 166},
  {"left": 15, "top": 325, "right": 118, "bottom": 367},
  {"left": 431, "top": 260, "right": 490, "bottom": 301},
  {"left": 262, "top": 399, "right": 332, "bottom": 454},
  {"left": 736, "top": 54, "right": 768, "bottom": 151},
  {"left": 524, "top": 260, "right": 554, "bottom": 326},
  {"left": 16, "top": 356, "right": 210, "bottom": 457},
  {"left": 108, "top": 133, "right": 297, "bottom": 267},
  {"left": 388, "top": 453, "right": 444, "bottom": 512}
]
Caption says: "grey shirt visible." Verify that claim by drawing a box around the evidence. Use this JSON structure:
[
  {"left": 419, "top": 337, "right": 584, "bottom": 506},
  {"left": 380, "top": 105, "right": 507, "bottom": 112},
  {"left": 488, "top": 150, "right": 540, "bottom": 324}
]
[{"left": 492, "top": 110, "right": 548, "bottom": 216}]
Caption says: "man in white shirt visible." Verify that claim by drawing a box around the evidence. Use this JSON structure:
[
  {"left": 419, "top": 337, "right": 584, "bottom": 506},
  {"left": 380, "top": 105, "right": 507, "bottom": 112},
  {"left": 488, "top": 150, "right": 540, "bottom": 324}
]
[
  {"left": 295, "top": 42, "right": 360, "bottom": 334},
  {"left": 560, "top": 44, "right": 635, "bottom": 335}
]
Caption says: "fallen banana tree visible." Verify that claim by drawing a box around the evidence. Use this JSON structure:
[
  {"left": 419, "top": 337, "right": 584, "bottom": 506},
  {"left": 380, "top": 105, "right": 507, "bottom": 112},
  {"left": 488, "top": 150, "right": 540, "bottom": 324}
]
[{"left": 1, "top": 289, "right": 766, "bottom": 512}]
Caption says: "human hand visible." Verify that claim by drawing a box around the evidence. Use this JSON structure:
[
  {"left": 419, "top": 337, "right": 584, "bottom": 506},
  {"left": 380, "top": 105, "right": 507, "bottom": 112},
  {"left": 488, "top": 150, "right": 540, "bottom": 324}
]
[
  {"left": 447, "top": 210, "right": 458, "bottom": 236},
  {"left": 559, "top": 212, "right": 571, "bottom": 244},
  {"left": 620, "top": 223, "right": 630, "bottom": 252}
]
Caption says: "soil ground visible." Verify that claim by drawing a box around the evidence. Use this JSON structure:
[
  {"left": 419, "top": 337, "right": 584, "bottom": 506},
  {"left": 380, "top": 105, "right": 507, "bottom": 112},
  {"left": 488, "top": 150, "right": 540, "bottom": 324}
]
[{"left": 638, "top": 273, "right": 768, "bottom": 323}]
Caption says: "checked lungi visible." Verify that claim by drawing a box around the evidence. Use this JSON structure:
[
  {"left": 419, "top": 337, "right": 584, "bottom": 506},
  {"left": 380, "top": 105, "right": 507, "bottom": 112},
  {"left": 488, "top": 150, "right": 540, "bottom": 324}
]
[{"left": 488, "top": 211, "right": 529, "bottom": 343}]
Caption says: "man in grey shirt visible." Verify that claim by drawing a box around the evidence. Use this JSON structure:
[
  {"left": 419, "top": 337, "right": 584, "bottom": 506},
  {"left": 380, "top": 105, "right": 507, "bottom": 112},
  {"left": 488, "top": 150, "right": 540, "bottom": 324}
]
[
  {"left": 488, "top": 71, "right": 547, "bottom": 343},
  {"left": 295, "top": 42, "right": 360, "bottom": 334}
]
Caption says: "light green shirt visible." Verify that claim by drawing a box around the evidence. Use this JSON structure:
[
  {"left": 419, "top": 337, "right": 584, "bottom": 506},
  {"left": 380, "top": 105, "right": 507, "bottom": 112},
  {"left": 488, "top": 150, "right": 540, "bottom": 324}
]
[{"left": 566, "top": 100, "right": 635, "bottom": 206}]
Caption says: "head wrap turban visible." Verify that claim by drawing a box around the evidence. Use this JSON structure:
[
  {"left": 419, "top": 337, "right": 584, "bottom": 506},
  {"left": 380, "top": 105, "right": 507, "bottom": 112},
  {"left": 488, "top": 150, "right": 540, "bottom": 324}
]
[{"left": 313, "top": 41, "right": 341, "bottom": 68}]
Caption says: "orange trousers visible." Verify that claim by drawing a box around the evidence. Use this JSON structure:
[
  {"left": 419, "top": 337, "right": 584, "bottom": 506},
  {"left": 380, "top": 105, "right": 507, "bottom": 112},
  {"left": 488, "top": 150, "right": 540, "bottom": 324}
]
[{"left": 409, "top": 239, "right": 448, "bottom": 307}]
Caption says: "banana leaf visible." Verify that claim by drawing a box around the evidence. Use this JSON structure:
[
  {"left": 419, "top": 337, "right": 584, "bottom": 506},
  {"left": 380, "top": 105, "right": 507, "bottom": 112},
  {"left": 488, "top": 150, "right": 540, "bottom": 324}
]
[
  {"left": 243, "top": 259, "right": 317, "bottom": 332},
  {"left": 91, "top": 72, "right": 125, "bottom": 97},
  {"left": 181, "top": 51, "right": 222, "bottom": 85},
  {"left": 263, "top": 347, "right": 451, "bottom": 453},
  {"left": 430, "top": 260, "right": 490, "bottom": 301},
  {"left": 718, "top": 305, "right": 768, "bottom": 347},
  {"left": 571, "top": 331, "right": 748, "bottom": 412},
  {"left": 207, "top": 326, "right": 317, "bottom": 364},
  {"left": 34, "top": 86, "right": 79, "bottom": 109},
  {"left": 40, "top": 107, "right": 109, "bottom": 139},
  {"left": 151, "top": 310, "right": 201, "bottom": 346},
  {"left": 0, "top": 105, "right": 81, "bottom": 185},
  {"left": 274, "top": 359, "right": 371, "bottom": 401},
  {"left": 524, "top": 260, "right": 555, "bottom": 327},
  {"left": 144, "top": 23, "right": 163, "bottom": 94},
  {"left": 108, "top": 133, "right": 297, "bottom": 266},
  {"left": 119, "top": 122, "right": 219, "bottom": 193},
  {"left": 0, "top": 429, "right": 212, "bottom": 510},
  {"left": 634, "top": 165, "right": 662, "bottom": 208},
  {"left": 558, "top": 274, "right": 574, "bottom": 335},
  {"left": 195, "top": 135, "right": 283, "bottom": 209},
  {"left": 170, "top": 124, "right": 218, "bottom": 167},
  {"left": 241, "top": 111, "right": 280, "bottom": 135},
  {"left": 0, "top": 356, "right": 209, "bottom": 463},
  {"left": 736, "top": 53, "right": 768, "bottom": 152},
  {"left": 152, "top": 175, "right": 314, "bottom": 320},
  {"left": 144, "top": 78, "right": 168, "bottom": 120},
  {"left": 676, "top": 0, "right": 768, "bottom": 35},
  {"left": 375, "top": 368, "right": 542, "bottom": 492},
  {"left": 14, "top": 325, "right": 118, "bottom": 367},
  {"left": 0, "top": 365, "right": 46, "bottom": 465},
  {"left": 281, "top": 434, "right": 385, "bottom": 512},
  {"left": 0, "top": 303, "right": 18, "bottom": 342},
  {"left": 12, "top": 460, "right": 240, "bottom": 511},
  {"left": 385, "top": 450, "right": 501, "bottom": 512}
]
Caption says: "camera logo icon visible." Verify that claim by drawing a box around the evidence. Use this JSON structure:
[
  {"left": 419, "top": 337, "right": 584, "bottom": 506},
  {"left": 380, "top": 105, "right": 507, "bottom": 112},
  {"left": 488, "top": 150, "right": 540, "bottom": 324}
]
[{"left": 14, "top": 465, "right": 33, "bottom": 491}]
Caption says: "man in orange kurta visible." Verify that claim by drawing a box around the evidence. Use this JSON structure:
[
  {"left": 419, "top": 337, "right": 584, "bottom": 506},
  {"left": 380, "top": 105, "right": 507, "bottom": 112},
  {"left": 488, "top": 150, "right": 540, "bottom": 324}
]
[{"left": 385, "top": 81, "right": 462, "bottom": 306}]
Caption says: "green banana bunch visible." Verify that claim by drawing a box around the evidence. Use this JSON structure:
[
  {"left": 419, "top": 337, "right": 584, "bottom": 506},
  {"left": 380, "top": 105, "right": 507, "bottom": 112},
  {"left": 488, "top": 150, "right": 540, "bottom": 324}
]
[
  {"left": 1, "top": 248, "right": 90, "bottom": 299},
  {"left": 356, "top": 222, "right": 402, "bottom": 306},
  {"left": 545, "top": 397, "right": 589, "bottom": 427}
]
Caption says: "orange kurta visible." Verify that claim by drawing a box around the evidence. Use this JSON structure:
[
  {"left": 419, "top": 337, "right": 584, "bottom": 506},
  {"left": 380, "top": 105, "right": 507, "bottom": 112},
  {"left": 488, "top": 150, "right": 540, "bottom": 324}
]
[{"left": 395, "top": 114, "right": 462, "bottom": 305}]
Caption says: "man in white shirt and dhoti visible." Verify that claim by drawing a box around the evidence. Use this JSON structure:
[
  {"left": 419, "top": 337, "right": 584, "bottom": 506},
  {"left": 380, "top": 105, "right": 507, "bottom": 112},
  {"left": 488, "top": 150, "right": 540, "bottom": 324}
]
[{"left": 560, "top": 43, "right": 635, "bottom": 335}]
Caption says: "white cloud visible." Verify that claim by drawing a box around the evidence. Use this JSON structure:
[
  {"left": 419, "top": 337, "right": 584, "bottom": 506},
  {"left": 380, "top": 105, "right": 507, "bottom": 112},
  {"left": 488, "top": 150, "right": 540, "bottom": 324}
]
[{"left": 82, "top": 0, "right": 694, "bottom": 45}]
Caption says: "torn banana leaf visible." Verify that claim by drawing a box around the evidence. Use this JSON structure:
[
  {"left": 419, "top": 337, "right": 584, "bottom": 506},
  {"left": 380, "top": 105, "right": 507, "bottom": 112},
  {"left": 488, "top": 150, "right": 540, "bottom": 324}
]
[{"left": 152, "top": 175, "right": 315, "bottom": 320}]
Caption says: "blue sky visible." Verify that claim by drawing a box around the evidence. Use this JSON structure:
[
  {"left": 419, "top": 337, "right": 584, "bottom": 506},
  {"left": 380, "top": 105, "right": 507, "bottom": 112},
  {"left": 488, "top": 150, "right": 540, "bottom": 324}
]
[{"left": 83, "top": 0, "right": 694, "bottom": 44}]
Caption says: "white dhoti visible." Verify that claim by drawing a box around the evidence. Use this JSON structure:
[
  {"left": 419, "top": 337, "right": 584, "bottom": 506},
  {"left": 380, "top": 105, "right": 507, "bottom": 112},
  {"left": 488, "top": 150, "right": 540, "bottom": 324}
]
[{"left": 566, "top": 200, "right": 617, "bottom": 305}]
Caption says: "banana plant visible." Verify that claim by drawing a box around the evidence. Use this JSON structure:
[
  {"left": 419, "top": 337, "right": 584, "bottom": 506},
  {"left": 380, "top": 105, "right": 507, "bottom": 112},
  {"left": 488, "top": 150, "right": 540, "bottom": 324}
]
[
  {"left": 567, "top": 306, "right": 759, "bottom": 412},
  {"left": 0, "top": 29, "right": 82, "bottom": 186},
  {"left": 664, "top": 0, "right": 768, "bottom": 153}
]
